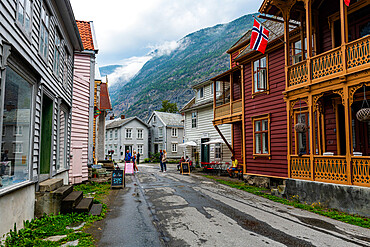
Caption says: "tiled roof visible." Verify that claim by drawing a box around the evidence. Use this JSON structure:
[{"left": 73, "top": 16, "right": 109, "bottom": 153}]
[
  {"left": 106, "top": 116, "right": 149, "bottom": 129},
  {"left": 99, "top": 82, "right": 112, "bottom": 110},
  {"left": 76, "top": 20, "right": 94, "bottom": 51}
]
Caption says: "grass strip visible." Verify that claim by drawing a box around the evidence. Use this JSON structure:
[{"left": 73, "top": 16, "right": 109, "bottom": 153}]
[{"left": 202, "top": 175, "right": 370, "bottom": 229}]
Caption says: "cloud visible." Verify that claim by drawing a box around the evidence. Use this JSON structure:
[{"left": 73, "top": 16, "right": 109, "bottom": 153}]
[{"left": 70, "top": 0, "right": 261, "bottom": 66}]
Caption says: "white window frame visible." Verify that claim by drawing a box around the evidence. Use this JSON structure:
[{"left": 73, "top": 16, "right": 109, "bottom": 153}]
[
  {"left": 158, "top": 127, "right": 163, "bottom": 138},
  {"left": 215, "top": 143, "right": 222, "bottom": 159},
  {"left": 126, "top": 128, "right": 132, "bottom": 139},
  {"left": 172, "top": 143, "right": 177, "bottom": 153},
  {"left": 138, "top": 145, "right": 143, "bottom": 155},
  {"left": 114, "top": 129, "right": 118, "bottom": 140},
  {"left": 252, "top": 56, "right": 268, "bottom": 93},
  {"left": 16, "top": 0, "right": 33, "bottom": 35},
  {"left": 192, "top": 112, "right": 197, "bottom": 128},
  {"left": 13, "top": 142, "right": 23, "bottom": 154},
  {"left": 14, "top": 125, "right": 23, "bottom": 136},
  {"left": 199, "top": 87, "right": 204, "bottom": 98},
  {"left": 39, "top": 3, "right": 49, "bottom": 60},
  {"left": 109, "top": 130, "right": 113, "bottom": 140},
  {"left": 137, "top": 129, "right": 143, "bottom": 139},
  {"left": 53, "top": 31, "right": 62, "bottom": 76},
  {"left": 171, "top": 128, "right": 178, "bottom": 137}
]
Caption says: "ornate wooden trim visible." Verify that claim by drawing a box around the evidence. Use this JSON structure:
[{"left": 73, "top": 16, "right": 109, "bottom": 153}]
[
  {"left": 313, "top": 93, "right": 324, "bottom": 112},
  {"left": 332, "top": 89, "right": 345, "bottom": 106}
]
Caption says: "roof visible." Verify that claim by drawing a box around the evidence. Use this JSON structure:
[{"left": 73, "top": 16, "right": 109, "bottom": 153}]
[
  {"left": 235, "top": 20, "right": 297, "bottom": 61},
  {"left": 180, "top": 98, "right": 214, "bottom": 113},
  {"left": 192, "top": 79, "right": 213, "bottom": 89},
  {"left": 99, "top": 82, "right": 112, "bottom": 110},
  {"left": 76, "top": 20, "right": 95, "bottom": 51},
  {"left": 150, "top": 111, "right": 184, "bottom": 127},
  {"left": 106, "top": 116, "right": 149, "bottom": 129}
]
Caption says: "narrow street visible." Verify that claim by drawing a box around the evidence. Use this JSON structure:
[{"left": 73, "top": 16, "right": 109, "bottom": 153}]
[{"left": 98, "top": 163, "right": 370, "bottom": 247}]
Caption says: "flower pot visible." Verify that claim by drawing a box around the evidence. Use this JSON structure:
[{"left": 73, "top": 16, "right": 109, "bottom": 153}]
[
  {"left": 294, "top": 122, "right": 308, "bottom": 133},
  {"left": 356, "top": 108, "right": 370, "bottom": 122}
]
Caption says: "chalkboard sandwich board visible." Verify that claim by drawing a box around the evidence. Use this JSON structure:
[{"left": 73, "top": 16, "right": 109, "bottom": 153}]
[
  {"left": 180, "top": 162, "right": 190, "bottom": 175},
  {"left": 111, "top": 169, "right": 124, "bottom": 188}
]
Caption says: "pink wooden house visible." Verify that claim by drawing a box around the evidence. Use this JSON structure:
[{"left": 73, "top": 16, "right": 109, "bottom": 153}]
[{"left": 70, "top": 21, "right": 98, "bottom": 184}]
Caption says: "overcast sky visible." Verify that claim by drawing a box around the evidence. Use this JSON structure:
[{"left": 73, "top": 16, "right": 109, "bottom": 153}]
[{"left": 70, "top": 0, "right": 261, "bottom": 65}]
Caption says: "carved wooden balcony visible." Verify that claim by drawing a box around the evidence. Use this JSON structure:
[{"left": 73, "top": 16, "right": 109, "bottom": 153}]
[
  {"left": 287, "top": 35, "right": 370, "bottom": 91},
  {"left": 213, "top": 99, "right": 243, "bottom": 125}
]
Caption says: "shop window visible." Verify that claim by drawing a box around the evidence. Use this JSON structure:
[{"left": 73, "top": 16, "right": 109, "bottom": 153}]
[
  {"left": 252, "top": 57, "right": 268, "bottom": 94},
  {"left": 0, "top": 65, "right": 34, "bottom": 188},
  {"left": 17, "top": 0, "right": 33, "bottom": 35},
  {"left": 57, "top": 108, "right": 67, "bottom": 171},
  {"left": 39, "top": 3, "right": 49, "bottom": 59},
  {"left": 252, "top": 114, "right": 270, "bottom": 156}
]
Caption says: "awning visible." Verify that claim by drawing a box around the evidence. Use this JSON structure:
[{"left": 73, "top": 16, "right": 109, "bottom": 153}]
[
  {"left": 203, "top": 139, "right": 225, "bottom": 145},
  {"left": 178, "top": 141, "right": 197, "bottom": 147}
]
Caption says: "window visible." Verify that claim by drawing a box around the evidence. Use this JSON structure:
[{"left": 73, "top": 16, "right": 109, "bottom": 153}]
[
  {"left": 109, "top": 130, "right": 113, "bottom": 140},
  {"left": 138, "top": 145, "right": 143, "bottom": 155},
  {"left": 17, "top": 0, "right": 32, "bottom": 34},
  {"left": 153, "top": 116, "right": 156, "bottom": 123},
  {"left": 295, "top": 111, "right": 310, "bottom": 155},
  {"left": 252, "top": 57, "right": 267, "bottom": 93},
  {"left": 114, "top": 144, "right": 118, "bottom": 155},
  {"left": 105, "top": 134, "right": 108, "bottom": 141},
  {"left": 53, "top": 32, "right": 62, "bottom": 76},
  {"left": 62, "top": 55, "right": 69, "bottom": 87},
  {"left": 39, "top": 4, "right": 49, "bottom": 59},
  {"left": 13, "top": 143, "right": 23, "bottom": 153},
  {"left": 192, "top": 112, "right": 197, "bottom": 128},
  {"left": 172, "top": 143, "right": 177, "bottom": 153},
  {"left": 211, "top": 81, "right": 220, "bottom": 94},
  {"left": 253, "top": 115, "right": 270, "bottom": 155},
  {"left": 171, "top": 128, "right": 178, "bottom": 137},
  {"left": 1, "top": 65, "right": 34, "bottom": 188},
  {"left": 114, "top": 129, "right": 118, "bottom": 139},
  {"left": 199, "top": 87, "right": 204, "bottom": 98},
  {"left": 126, "top": 128, "right": 132, "bottom": 138},
  {"left": 137, "top": 129, "right": 143, "bottom": 139},
  {"left": 57, "top": 108, "right": 67, "bottom": 170},
  {"left": 291, "top": 39, "right": 307, "bottom": 65},
  {"left": 215, "top": 143, "right": 221, "bottom": 159},
  {"left": 158, "top": 127, "right": 163, "bottom": 137},
  {"left": 14, "top": 125, "right": 23, "bottom": 136}
]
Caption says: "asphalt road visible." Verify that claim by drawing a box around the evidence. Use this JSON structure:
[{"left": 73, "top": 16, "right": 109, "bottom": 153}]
[{"left": 98, "top": 163, "right": 370, "bottom": 247}]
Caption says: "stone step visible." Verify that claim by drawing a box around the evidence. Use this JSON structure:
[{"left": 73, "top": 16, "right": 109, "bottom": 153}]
[
  {"left": 52, "top": 185, "right": 73, "bottom": 199},
  {"left": 39, "top": 178, "right": 64, "bottom": 192},
  {"left": 75, "top": 198, "right": 94, "bottom": 213},
  {"left": 89, "top": 204, "right": 103, "bottom": 216},
  {"left": 61, "top": 191, "right": 83, "bottom": 213}
]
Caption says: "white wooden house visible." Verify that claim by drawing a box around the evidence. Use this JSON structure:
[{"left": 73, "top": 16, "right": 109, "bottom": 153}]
[
  {"left": 0, "top": 0, "right": 82, "bottom": 236},
  {"left": 180, "top": 80, "right": 232, "bottom": 165}
]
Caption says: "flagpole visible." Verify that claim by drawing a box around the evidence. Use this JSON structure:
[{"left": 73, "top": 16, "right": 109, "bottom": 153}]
[{"left": 252, "top": 15, "right": 308, "bottom": 53}]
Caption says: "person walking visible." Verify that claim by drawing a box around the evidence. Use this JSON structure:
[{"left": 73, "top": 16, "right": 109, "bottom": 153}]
[
  {"left": 162, "top": 150, "right": 167, "bottom": 172},
  {"left": 132, "top": 150, "right": 138, "bottom": 173},
  {"left": 159, "top": 150, "right": 163, "bottom": 172},
  {"left": 137, "top": 152, "right": 140, "bottom": 165}
]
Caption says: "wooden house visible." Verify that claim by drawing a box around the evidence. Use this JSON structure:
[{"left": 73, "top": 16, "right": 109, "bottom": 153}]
[
  {"left": 70, "top": 20, "right": 98, "bottom": 184},
  {"left": 259, "top": 0, "right": 370, "bottom": 187},
  {"left": 0, "top": 0, "right": 82, "bottom": 236},
  {"left": 180, "top": 80, "right": 232, "bottom": 165},
  {"left": 212, "top": 20, "right": 292, "bottom": 178}
]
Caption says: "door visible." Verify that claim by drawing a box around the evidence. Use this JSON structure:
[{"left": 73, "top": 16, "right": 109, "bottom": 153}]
[
  {"left": 125, "top": 145, "right": 132, "bottom": 153},
  {"left": 40, "top": 95, "right": 53, "bottom": 176},
  {"left": 201, "top": 138, "right": 210, "bottom": 163},
  {"left": 154, "top": 144, "right": 158, "bottom": 154}
]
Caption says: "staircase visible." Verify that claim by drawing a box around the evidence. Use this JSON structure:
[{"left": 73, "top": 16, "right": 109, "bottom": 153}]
[{"left": 35, "top": 178, "right": 103, "bottom": 217}]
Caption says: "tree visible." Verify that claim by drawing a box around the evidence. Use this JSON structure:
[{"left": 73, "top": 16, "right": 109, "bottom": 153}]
[{"left": 159, "top": 100, "right": 178, "bottom": 113}]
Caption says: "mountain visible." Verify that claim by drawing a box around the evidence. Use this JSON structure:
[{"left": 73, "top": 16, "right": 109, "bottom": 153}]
[{"left": 109, "top": 13, "right": 255, "bottom": 120}]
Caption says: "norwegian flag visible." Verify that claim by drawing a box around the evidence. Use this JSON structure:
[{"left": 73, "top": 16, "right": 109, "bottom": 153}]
[
  {"left": 250, "top": 19, "right": 269, "bottom": 54},
  {"left": 344, "top": 0, "right": 350, "bottom": 6}
]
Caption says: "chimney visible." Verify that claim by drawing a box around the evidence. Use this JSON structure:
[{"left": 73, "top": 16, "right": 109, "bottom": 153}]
[
  {"left": 110, "top": 115, "right": 115, "bottom": 120},
  {"left": 121, "top": 115, "right": 125, "bottom": 119}
]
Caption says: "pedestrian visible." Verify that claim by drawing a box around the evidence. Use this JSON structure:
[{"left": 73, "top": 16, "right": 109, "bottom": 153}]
[
  {"left": 178, "top": 156, "right": 185, "bottom": 171},
  {"left": 133, "top": 150, "right": 138, "bottom": 173},
  {"left": 137, "top": 152, "right": 140, "bottom": 165},
  {"left": 227, "top": 156, "right": 238, "bottom": 177},
  {"left": 162, "top": 150, "right": 167, "bottom": 172},
  {"left": 124, "top": 150, "right": 131, "bottom": 162},
  {"left": 159, "top": 149, "right": 163, "bottom": 172}
]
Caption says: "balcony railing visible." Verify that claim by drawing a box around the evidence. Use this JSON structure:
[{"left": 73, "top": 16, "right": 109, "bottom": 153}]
[
  {"left": 287, "top": 35, "right": 370, "bottom": 89},
  {"left": 290, "top": 155, "right": 370, "bottom": 187},
  {"left": 214, "top": 99, "right": 243, "bottom": 120}
]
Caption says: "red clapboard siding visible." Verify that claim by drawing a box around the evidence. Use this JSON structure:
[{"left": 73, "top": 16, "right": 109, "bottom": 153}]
[
  {"left": 243, "top": 47, "right": 288, "bottom": 178},
  {"left": 233, "top": 122, "right": 243, "bottom": 162},
  {"left": 231, "top": 51, "right": 239, "bottom": 68},
  {"left": 324, "top": 100, "right": 337, "bottom": 154},
  {"left": 233, "top": 72, "right": 242, "bottom": 100}
]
